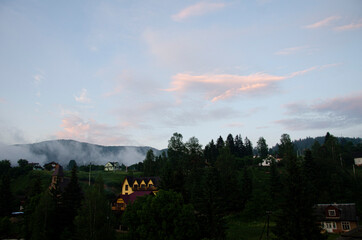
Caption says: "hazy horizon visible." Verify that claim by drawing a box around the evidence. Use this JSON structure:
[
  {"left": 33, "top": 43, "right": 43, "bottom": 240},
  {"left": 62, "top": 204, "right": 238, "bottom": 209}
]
[{"left": 1, "top": 1, "right": 361, "bottom": 150}]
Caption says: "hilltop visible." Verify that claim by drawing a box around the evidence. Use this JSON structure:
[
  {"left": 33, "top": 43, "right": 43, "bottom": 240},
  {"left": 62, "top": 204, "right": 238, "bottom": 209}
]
[{"left": 13, "top": 139, "right": 165, "bottom": 166}]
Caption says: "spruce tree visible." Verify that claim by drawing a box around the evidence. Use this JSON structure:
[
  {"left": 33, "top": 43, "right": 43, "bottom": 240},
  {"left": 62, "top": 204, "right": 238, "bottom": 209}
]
[
  {"left": 274, "top": 148, "right": 325, "bottom": 240},
  {"left": 74, "top": 176, "right": 115, "bottom": 240},
  {"left": 62, "top": 166, "right": 83, "bottom": 238}
]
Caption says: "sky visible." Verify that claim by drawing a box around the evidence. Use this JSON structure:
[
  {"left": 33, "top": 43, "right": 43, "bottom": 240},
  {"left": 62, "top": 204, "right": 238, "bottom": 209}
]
[{"left": 0, "top": 0, "right": 361, "bottom": 150}]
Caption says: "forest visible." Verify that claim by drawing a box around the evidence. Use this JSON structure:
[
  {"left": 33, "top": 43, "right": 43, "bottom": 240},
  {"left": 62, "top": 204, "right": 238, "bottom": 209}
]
[{"left": 0, "top": 132, "right": 361, "bottom": 240}]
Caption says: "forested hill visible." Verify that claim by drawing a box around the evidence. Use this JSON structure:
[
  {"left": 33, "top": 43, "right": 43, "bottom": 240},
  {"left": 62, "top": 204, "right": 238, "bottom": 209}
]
[
  {"left": 14, "top": 139, "right": 164, "bottom": 166},
  {"left": 270, "top": 135, "right": 362, "bottom": 153}
]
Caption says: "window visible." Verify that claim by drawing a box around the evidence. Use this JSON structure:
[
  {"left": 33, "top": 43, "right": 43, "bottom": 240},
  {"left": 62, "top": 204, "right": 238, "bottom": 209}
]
[
  {"left": 125, "top": 185, "right": 128, "bottom": 191},
  {"left": 324, "top": 222, "right": 336, "bottom": 229},
  {"left": 342, "top": 222, "right": 350, "bottom": 230},
  {"left": 149, "top": 184, "right": 153, "bottom": 188},
  {"left": 328, "top": 209, "right": 336, "bottom": 216}
]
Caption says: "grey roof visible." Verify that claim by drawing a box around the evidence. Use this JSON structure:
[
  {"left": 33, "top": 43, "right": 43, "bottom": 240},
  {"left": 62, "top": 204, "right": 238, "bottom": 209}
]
[{"left": 315, "top": 203, "right": 357, "bottom": 221}]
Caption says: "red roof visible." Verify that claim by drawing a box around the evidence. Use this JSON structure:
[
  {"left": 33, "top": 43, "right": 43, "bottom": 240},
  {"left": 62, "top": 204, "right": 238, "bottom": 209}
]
[{"left": 121, "top": 191, "right": 153, "bottom": 205}]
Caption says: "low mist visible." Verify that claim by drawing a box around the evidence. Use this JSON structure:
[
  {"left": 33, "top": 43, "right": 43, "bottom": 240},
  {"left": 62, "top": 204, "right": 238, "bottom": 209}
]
[{"left": 0, "top": 140, "right": 158, "bottom": 167}]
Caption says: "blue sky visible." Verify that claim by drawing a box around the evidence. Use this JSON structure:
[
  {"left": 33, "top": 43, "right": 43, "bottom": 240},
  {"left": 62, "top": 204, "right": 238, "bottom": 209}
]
[{"left": 0, "top": 0, "right": 361, "bottom": 149}]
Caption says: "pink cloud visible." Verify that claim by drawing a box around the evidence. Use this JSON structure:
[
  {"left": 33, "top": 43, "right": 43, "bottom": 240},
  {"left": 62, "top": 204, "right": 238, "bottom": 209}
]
[
  {"left": 164, "top": 66, "right": 328, "bottom": 102},
  {"left": 57, "top": 114, "right": 133, "bottom": 146},
  {"left": 335, "top": 19, "right": 362, "bottom": 31},
  {"left": 303, "top": 16, "right": 341, "bottom": 29},
  {"left": 0, "top": 98, "right": 5, "bottom": 103},
  {"left": 172, "top": 2, "right": 225, "bottom": 21}
]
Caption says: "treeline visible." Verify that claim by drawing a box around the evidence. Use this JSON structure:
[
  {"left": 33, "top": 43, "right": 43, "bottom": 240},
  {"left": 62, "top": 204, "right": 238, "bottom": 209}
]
[
  {"left": 0, "top": 132, "right": 361, "bottom": 239},
  {"left": 122, "top": 132, "right": 362, "bottom": 240},
  {"left": 0, "top": 160, "right": 116, "bottom": 240}
]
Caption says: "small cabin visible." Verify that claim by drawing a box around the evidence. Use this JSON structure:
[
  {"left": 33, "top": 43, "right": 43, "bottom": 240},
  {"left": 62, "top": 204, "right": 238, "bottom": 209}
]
[{"left": 315, "top": 203, "right": 358, "bottom": 233}]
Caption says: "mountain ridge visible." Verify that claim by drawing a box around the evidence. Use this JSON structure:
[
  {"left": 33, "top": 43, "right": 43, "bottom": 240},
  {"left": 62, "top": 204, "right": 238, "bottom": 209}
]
[{"left": 12, "top": 139, "right": 165, "bottom": 166}]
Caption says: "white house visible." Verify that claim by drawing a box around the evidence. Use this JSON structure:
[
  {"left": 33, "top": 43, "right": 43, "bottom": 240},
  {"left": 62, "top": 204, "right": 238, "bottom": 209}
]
[
  {"left": 354, "top": 158, "right": 362, "bottom": 166},
  {"left": 259, "top": 155, "right": 277, "bottom": 167},
  {"left": 105, "top": 162, "right": 120, "bottom": 171}
]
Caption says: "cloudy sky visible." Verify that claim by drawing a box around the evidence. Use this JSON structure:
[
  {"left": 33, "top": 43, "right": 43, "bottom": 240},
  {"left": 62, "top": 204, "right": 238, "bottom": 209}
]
[{"left": 0, "top": 0, "right": 361, "bottom": 149}]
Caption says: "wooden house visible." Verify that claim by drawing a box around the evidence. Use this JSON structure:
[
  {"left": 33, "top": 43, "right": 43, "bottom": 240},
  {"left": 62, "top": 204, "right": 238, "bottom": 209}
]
[
  {"left": 112, "top": 176, "right": 160, "bottom": 211},
  {"left": 105, "top": 162, "right": 120, "bottom": 171},
  {"left": 49, "top": 164, "right": 70, "bottom": 192},
  {"left": 315, "top": 203, "right": 358, "bottom": 233}
]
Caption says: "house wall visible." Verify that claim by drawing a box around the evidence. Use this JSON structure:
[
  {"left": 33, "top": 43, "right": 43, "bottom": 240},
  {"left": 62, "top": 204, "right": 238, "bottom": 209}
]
[
  {"left": 122, "top": 178, "right": 134, "bottom": 195},
  {"left": 355, "top": 158, "right": 362, "bottom": 166},
  {"left": 147, "top": 179, "right": 154, "bottom": 188},
  {"left": 105, "top": 163, "right": 113, "bottom": 171}
]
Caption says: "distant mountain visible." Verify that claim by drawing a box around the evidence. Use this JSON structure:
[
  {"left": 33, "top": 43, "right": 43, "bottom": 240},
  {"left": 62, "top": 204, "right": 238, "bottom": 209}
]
[
  {"left": 270, "top": 136, "right": 362, "bottom": 153},
  {"left": 14, "top": 139, "right": 164, "bottom": 166}
]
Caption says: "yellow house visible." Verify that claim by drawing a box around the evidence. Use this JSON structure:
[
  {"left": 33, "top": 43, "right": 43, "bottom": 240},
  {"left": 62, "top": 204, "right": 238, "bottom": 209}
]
[{"left": 112, "top": 176, "right": 160, "bottom": 211}]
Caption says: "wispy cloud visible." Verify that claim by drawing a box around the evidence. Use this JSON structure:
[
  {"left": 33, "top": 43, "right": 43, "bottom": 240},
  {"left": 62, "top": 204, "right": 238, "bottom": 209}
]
[
  {"left": 0, "top": 98, "right": 5, "bottom": 103},
  {"left": 172, "top": 2, "right": 225, "bottom": 21},
  {"left": 75, "top": 88, "right": 91, "bottom": 103},
  {"left": 335, "top": 19, "right": 362, "bottom": 31},
  {"left": 303, "top": 16, "right": 341, "bottom": 29},
  {"left": 164, "top": 66, "right": 327, "bottom": 102},
  {"left": 33, "top": 73, "right": 45, "bottom": 85},
  {"left": 275, "top": 46, "right": 309, "bottom": 55},
  {"left": 276, "top": 93, "right": 362, "bottom": 130}
]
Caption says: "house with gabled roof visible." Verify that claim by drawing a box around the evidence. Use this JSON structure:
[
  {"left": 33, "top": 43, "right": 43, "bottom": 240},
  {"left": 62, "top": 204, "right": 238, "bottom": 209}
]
[
  {"left": 111, "top": 176, "right": 160, "bottom": 211},
  {"left": 315, "top": 203, "right": 358, "bottom": 233},
  {"left": 105, "top": 162, "right": 120, "bottom": 171},
  {"left": 49, "top": 164, "right": 70, "bottom": 192}
]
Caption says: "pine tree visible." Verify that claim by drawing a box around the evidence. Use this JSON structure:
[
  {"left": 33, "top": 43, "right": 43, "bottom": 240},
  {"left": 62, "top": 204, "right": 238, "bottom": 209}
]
[
  {"left": 0, "top": 175, "right": 14, "bottom": 217},
  {"left": 62, "top": 166, "right": 83, "bottom": 238},
  {"left": 274, "top": 149, "right": 325, "bottom": 240},
  {"left": 74, "top": 177, "right": 115, "bottom": 240},
  {"left": 240, "top": 167, "right": 253, "bottom": 210},
  {"left": 143, "top": 149, "right": 156, "bottom": 176}
]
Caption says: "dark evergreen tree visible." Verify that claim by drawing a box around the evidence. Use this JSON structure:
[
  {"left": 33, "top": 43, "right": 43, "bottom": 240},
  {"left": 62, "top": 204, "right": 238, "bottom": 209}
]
[
  {"left": 168, "top": 132, "right": 187, "bottom": 171},
  {"left": 24, "top": 174, "right": 43, "bottom": 239},
  {"left": 302, "top": 149, "right": 319, "bottom": 203},
  {"left": 269, "top": 158, "right": 281, "bottom": 208},
  {"left": 274, "top": 146, "right": 325, "bottom": 240},
  {"left": 244, "top": 137, "right": 253, "bottom": 157},
  {"left": 30, "top": 191, "right": 57, "bottom": 240},
  {"left": 62, "top": 166, "right": 83, "bottom": 238},
  {"left": 122, "top": 190, "right": 199, "bottom": 240},
  {"left": 0, "top": 175, "right": 14, "bottom": 217},
  {"left": 185, "top": 136, "right": 204, "bottom": 170},
  {"left": 67, "top": 160, "right": 77, "bottom": 170},
  {"left": 277, "top": 133, "right": 294, "bottom": 159},
  {"left": 215, "top": 148, "right": 242, "bottom": 212},
  {"left": 257, "top": 137, "right": 268, "bottom": 158},
  {"left": 0, "top": 160, "right": 11, "bottom": 177},
  {"left": 240, "top": 167, "right": 253, "bottom": 210},
  {"left": 234, "top": 134, "right": 245, "bottom": 158},
  {"left": 74, "top": 176, "right": 115, "bottom": 240},
  {"left": 143, "top": 149, "right": 156, "bottom": 176},
  {"left": 226, "top": 134, "right": 236, "bottom": 155},
  {"left": 216, "top": 136, "right": 225, "bottom": 150},
  {"left": 204, "top": 139, "right": 218, "bottom": 165},
  {"left": 195, "top": 167, "right": 225, "bottom": 239}
]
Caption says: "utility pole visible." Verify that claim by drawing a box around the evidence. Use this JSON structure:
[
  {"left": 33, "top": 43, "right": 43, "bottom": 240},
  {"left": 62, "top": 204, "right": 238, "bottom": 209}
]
[{"left": 89, "top": 162, "right": 91, "bottom": 186}]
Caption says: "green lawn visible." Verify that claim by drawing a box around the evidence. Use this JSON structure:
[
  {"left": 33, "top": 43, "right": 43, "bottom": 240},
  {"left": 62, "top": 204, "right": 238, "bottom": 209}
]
[{"left": 225, "top": 215, "right": 339, "bottom": 240}]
